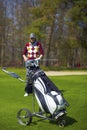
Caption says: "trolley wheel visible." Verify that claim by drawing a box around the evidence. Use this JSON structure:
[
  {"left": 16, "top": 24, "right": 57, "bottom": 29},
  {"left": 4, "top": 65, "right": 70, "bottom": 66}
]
[
  {"left": 17, "top": 108, "right": 32, "bottom": 126},
  {"left": 58, "top": 119, "right": 66, "bottom": 127}
]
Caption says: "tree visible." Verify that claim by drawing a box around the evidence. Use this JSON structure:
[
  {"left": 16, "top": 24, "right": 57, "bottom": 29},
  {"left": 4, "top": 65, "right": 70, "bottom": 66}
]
[
  {"left": 66, "top": 0, "right": 87, "bottom": 48},
  {"left": 24, "top": 0, "right": 65, "bottom": 65},
  {"left": 0, "top": 0, "right": 6, "bottom": 66},
  {"left": 64, "top": 0, "right": 87, "bottom": 67},
  {"left": 0, "top": 0, "right": 87, "bottom": 67}
]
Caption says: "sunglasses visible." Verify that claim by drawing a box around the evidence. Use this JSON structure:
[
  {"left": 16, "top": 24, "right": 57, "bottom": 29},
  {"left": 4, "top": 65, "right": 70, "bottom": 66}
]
[{"left": 30, "top": 37, "right": 35, "bottom": 39}]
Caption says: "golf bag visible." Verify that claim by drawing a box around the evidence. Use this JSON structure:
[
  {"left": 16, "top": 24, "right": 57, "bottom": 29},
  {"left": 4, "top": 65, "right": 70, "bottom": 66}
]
[{"left": 26, "top": 60, "right": 68, "bottom": 118}]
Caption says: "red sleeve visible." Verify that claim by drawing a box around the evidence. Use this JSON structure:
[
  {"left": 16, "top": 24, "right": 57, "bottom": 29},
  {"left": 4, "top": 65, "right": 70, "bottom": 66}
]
[
  {"left": 38, "top": 42, "right": 44, "bottom": 56},
  {"left": 22, "top": 44, "right": 27, "bottom": 55}
]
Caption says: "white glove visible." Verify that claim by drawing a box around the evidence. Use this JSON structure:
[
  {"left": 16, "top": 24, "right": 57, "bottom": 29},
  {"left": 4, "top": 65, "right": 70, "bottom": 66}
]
[
  {"left": 35, "top": 57, "right": 41, "bottom": 61},
  {"left": 35, "top": 55, "right": 43, "bottom": 61}
]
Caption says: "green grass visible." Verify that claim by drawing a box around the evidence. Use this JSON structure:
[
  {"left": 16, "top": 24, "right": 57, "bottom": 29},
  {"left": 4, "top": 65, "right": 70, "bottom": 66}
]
[{"left": 0, "top": 68, "right": 87, "bottom": 130}]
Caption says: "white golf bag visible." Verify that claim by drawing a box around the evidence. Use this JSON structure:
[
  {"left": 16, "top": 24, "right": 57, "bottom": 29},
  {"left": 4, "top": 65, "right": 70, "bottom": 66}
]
[
  {"left": 32, "top": 70, "right": 68, "bottom": 117},
  {"left": 26, "top": 60, "right": 68, "bottom": 118}
]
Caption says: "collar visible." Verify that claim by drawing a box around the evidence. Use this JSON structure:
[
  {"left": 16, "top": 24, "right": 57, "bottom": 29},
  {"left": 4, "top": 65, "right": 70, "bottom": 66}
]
[{"left": 29, "top": 41, "right": 37, "bottom": 46}]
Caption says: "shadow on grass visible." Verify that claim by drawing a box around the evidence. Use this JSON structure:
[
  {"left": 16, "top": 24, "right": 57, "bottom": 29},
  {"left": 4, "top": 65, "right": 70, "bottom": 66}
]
[
  {"left": 49, "top": 116, "right": 77, "bottom": 126},
  {"left": 65, "top": 116, "right": 77, "bottom": 126},
  {"left": 31, "top": 116, "right": 77, "bottom": 126},
  {"left": 60, "top": 90, "right": 67, "bottom": 93}
]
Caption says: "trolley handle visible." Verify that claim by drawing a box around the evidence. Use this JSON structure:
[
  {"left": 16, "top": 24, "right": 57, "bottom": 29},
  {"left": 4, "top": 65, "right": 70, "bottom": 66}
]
[{"left": 25, "top": 59, "right": 39, "bottom": 68}]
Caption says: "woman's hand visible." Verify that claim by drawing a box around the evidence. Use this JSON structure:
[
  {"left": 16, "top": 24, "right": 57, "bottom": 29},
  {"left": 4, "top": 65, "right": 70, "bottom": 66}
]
[{"left": 23, "top": 55, "right": 28, "bottom": 62}]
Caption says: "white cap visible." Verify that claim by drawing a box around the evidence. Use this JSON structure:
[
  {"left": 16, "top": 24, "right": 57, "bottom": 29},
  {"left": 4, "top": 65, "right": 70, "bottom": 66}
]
[{"left": 29, "top": 33, "right": 36, "bottom": 38}]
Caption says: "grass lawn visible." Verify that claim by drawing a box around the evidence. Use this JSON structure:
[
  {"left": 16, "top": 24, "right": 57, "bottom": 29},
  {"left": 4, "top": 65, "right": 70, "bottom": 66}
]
[{"left": 0, "top": 68, "right": 87, "bottom": 130}]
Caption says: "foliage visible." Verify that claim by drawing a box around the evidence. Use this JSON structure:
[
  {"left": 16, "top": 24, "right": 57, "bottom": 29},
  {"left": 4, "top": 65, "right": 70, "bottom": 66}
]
[
  {"left": 24, "top": 0, "right": 61, "bottom": 39},
  {"left": 65, "top": 0, "right": 87, "bottom": 48},
  {"left": 0, "top": 0, "right": 87, "bottom": 67}
]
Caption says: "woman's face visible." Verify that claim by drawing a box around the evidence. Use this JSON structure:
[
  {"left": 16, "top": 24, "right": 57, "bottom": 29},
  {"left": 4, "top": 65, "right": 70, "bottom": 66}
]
[{"left": 30, "top": 38, "right": 36, "bottom": 43}]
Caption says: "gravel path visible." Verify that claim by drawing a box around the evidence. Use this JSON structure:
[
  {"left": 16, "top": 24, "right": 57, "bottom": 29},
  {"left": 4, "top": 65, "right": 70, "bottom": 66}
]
[{"left": 45, "top": 71, "right": 87, "bottom": 76}]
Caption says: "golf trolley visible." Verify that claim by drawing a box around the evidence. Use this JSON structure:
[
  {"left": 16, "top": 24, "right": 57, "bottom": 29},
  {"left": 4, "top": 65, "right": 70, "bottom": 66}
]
[{"left": 17, "top": 60, "right": 69, "bottom": 127}]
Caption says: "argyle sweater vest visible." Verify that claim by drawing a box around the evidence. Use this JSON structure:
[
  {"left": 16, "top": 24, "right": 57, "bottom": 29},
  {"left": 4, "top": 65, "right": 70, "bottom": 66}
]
[{"left": 23, "top": 41, "right": 44, "bottom": 60}]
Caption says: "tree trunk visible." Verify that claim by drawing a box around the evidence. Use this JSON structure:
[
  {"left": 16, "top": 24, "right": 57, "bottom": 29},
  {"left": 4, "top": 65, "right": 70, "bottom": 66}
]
[{"left": 45, "top": 19, "right": 55, "bottom": 66}]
